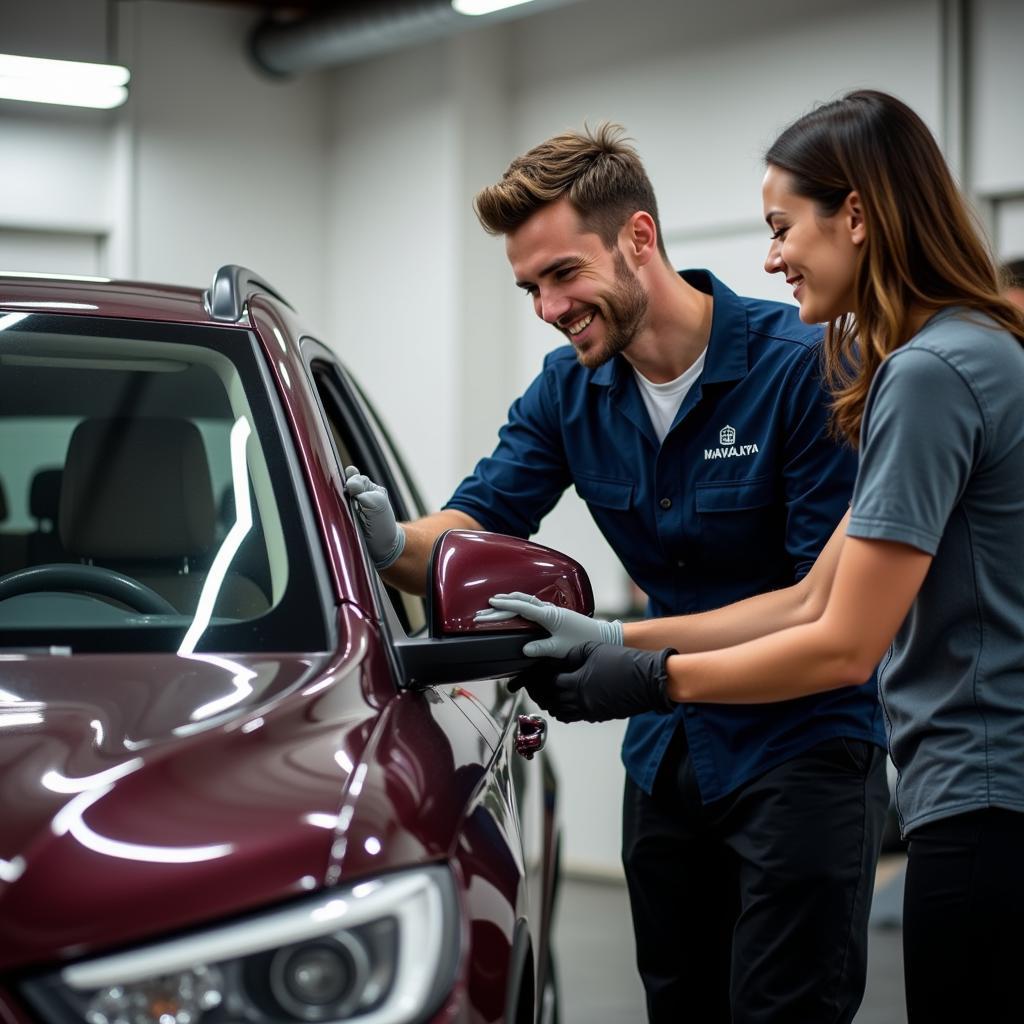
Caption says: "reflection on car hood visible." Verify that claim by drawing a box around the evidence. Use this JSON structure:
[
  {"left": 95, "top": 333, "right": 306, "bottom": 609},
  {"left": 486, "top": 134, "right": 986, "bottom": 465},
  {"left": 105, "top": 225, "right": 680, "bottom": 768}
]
[{"left": 0, "top": 607, "right": 406, "bottom": 970}]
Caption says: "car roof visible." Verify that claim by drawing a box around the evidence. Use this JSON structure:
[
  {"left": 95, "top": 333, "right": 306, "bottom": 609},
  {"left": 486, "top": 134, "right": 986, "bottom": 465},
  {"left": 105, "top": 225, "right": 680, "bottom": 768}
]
[{"left": 0, "top": 272, "right": 220, "bottom": 326}]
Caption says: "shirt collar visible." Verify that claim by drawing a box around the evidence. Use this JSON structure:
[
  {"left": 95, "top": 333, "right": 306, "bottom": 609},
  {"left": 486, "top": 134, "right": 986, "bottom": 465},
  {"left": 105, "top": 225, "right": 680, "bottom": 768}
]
[
  {"left": 590, "top": 268, "right": 750, "bottom": 388},
  {"left": 688, "top": 269, "right": 750, "bottom": 383}
]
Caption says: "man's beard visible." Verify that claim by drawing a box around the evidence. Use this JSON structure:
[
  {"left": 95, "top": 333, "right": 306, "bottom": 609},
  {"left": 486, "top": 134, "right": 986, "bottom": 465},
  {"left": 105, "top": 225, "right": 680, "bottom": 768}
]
[{"left": 575, "top": 248, "right": 649, "bottom": 369}]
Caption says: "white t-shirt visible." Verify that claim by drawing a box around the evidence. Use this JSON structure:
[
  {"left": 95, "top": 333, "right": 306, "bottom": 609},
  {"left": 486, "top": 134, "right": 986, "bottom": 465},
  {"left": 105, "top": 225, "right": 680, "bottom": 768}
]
[{"left": 633, "top": 348, "right": 707, "bottom": 443}]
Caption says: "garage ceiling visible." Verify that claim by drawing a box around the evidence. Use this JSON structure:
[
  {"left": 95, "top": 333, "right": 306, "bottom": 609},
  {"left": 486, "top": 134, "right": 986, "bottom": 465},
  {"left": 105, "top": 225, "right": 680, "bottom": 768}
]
[
  {"left": 162, "top": 0, "right": 586, "bottom": 75},
  {"left": 169, "top": 0, "right": 340, "bottom": 10}
]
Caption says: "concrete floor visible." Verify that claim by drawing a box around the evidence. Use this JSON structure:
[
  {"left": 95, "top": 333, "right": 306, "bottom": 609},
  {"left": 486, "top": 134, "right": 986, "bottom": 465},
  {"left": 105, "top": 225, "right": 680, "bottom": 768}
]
[{"left": 554, "top": 854, "right": 908, "bottom": 1023}]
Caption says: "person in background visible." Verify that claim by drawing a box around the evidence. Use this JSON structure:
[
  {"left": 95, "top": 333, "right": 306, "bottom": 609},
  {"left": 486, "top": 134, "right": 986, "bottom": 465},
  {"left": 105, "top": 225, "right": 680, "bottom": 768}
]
[
  {"left": 1001, "top": 256, "right": 1024, "bottom": 311},
  {"left": 346, "top": 123, "right": 887, "bottom": 1024},
  {"left": 492, "top": 90, "right": 1024, "bottom": 1024}
]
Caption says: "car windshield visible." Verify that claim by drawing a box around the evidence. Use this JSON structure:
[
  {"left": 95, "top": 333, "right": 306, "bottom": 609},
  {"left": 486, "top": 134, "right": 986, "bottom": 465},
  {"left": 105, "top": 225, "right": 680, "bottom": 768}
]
[{"left": 0, "top": 313, "right": 328, "bottom": 654}]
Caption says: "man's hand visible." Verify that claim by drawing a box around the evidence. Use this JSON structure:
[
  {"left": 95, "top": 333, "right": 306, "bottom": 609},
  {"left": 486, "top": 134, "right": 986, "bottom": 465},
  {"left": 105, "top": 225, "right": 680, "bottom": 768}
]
[
  {"left": 343, "top": 466, "right": 406, "bottom": 569},
  {"left": 474, "top": 592, "right": 623, "bottom": 657},
  {"left": 509, "top": 642, "right": 677, "bottom": 723}
]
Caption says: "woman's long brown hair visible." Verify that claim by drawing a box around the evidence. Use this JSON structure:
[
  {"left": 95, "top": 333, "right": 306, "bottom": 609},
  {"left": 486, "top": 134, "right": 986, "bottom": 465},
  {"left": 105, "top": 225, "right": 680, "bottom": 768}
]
[{"left": 766, "top": 90, "right": 1024, "bottom": 447}]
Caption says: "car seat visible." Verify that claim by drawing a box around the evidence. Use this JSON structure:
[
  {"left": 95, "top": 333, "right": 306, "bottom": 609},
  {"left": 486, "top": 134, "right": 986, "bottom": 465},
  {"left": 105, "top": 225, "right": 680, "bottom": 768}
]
[
  {"left": 59, "top": 417, "right": 269, "bottom": 618},
  {"left": 0, "top": 477, "right": 25, "bottom": 577},
  {"left": 27, "top": 468, "right": 67, "bottom": 566}
]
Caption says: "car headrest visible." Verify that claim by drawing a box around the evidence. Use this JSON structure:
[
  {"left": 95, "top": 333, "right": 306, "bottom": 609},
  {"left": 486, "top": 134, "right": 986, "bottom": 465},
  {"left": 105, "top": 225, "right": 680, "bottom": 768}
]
[
  {"left": 30, "top": 468, "right": 63, "bottom": 524},
  {"left": 60, "top": 417, "right": 215, "bottom": 560}
]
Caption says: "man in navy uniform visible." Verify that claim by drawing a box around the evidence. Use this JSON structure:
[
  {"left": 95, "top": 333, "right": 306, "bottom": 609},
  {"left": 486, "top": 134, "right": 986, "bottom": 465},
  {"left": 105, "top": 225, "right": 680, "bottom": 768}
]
[{"left": 346, "top": 124, "right": 887, "bottom": 1024}]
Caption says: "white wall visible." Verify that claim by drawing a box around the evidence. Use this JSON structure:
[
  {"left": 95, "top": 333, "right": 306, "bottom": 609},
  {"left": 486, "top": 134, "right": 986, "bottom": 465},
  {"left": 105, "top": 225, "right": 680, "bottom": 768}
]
[
  {"left": 0, "top": 0, "right": 329, "bottom": 325},
  {"left": 0, "top": 0, "right": 116, "bottom": 271},
  {"left": 969, "top": 0, "right": 1024, "bottom": 198},
  {"left": 0, "top": 111, "right": 114, "bottom": 237},
  {"left": 122, "top": 2, "right": 330, "bottom": 323},
  {"left": 970, "top": 0, "right": 1024, "bottom": 262},
  {"left": 1, "top": 0, "right": 109, "bottom": 63},
  {"left": 325, "top": 42, "right": 461, "bottom": 497},
  {"left": 324, "top": 24, "right": 522, "bottom": 507},
  {"left": 0, "top": 9, "right": 125, "bottom": 268}
]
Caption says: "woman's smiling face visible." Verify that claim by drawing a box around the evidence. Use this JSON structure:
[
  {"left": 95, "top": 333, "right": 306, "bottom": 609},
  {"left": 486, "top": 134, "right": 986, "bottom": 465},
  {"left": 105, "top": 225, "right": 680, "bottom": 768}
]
[{"left": 762, "top": 164, "right": 863, "bottom": 325}]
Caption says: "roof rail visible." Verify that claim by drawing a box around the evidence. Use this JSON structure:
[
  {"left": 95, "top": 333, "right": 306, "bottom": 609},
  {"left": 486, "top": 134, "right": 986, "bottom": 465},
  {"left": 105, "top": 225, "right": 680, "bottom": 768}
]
[{"left": 204, "top": 264, "right": 295, "bottom": 322}]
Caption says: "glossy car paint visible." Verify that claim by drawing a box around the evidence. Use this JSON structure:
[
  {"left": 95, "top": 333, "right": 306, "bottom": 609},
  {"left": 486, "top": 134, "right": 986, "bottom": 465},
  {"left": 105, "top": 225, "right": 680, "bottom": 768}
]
[
  {"left": 0, "top": 273, "right": 562, "bottom": 1024},
  {"left": 0, "top": 277, "right": 217, "bottom": 326},
  {"left": 247, "top": 295, "right": 379, "bottom": 611},
  {"left": 430, "top": 529, "right": 595, "bottom": 636},
  {"left": 0, "top": 606, "right": 379, "bottom": 968}
]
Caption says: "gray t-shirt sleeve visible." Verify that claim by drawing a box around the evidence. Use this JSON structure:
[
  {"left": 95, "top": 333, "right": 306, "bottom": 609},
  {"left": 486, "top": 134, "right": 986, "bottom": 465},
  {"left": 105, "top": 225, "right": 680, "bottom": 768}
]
[{"left": 847, "top": 347, "right": 986, "bottom": 554}]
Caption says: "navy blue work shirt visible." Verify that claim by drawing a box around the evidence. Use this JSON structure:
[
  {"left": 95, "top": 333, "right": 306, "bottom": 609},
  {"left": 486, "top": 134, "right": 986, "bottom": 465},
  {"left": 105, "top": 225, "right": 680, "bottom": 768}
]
[{"left": 447, "top": 270, "right": 885, "bottom": 801}]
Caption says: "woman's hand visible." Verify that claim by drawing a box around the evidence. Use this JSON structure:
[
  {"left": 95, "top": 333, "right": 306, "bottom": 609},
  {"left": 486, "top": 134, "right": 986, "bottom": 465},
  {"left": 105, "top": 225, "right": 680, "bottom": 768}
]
[
  {"left": 508, "top": 642, "right": 677, "bottom": 722},
  {"left": 475, "top": 591, "right": 623, "bottom": 657}
]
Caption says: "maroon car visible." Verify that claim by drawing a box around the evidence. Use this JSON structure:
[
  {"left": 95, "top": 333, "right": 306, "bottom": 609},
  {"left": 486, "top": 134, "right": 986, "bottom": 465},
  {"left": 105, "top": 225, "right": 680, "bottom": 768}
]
[{"left": 0, "top": 266, "right": 594, "bottom": 1024}]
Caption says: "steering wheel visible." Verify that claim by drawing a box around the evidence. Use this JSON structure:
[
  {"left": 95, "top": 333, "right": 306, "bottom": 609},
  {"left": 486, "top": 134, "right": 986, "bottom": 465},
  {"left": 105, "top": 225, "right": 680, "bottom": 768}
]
[{"left": 0, "top": 564, "right": 179, "bottom": 616}]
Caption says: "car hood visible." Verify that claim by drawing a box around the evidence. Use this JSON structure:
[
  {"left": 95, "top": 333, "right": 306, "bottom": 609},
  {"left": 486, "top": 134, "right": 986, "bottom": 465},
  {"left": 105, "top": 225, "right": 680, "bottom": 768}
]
[{"left": 0, "top": 605, "right": 429, "bottom": 971}]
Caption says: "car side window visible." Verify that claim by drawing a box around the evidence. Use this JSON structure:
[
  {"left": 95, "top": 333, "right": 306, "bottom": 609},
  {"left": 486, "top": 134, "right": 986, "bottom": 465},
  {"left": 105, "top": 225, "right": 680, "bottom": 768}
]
[
  {"left": 346, "top": 376, "right": 428, "bottom": 524},
  {"left": 306, "top": 353, "right": 428, "bottom": 636}
]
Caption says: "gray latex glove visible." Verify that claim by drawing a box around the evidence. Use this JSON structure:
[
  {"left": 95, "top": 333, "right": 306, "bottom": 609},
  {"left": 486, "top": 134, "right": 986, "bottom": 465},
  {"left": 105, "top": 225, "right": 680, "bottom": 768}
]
[
  {"left": 343, "top": 466, "right": 406, "bottom": 569},
  {"left": 474, "top": 591, "right": 623, "bottom": 657}
]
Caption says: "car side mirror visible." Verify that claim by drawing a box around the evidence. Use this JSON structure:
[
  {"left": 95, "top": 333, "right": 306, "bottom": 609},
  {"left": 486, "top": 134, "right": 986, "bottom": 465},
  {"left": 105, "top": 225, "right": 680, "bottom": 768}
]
[
  {"left": 427, "top": 530, "right": 594, "bottom": 637},
  {"left": 392, "top": 530, "right": 594, "bottom": 687}
]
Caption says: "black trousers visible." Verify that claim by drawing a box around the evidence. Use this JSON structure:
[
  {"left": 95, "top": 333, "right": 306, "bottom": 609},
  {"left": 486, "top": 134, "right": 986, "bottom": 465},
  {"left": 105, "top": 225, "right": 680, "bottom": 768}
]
[
  {"left": 903, "top": 807, "right": 1024, "bottom": 1024},
  {"left": 622, "top": 728, "right": 888, "bottom": 1024}
]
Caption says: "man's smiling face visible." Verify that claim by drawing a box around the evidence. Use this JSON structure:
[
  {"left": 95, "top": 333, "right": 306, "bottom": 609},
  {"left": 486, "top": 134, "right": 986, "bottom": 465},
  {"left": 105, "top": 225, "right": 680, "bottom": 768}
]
[{"left": 506, "top": 197, "right": 649, "bottom": 369}]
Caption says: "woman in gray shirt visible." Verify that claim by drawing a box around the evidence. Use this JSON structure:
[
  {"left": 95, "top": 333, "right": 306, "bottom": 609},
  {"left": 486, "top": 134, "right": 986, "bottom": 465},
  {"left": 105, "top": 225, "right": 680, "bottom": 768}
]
[{"left": 488, "top": 90, "right": 1024, "bottom": 1020}]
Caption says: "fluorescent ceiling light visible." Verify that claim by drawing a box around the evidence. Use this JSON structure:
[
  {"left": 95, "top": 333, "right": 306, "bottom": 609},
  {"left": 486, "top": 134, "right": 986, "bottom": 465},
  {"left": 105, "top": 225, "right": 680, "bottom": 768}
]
[
  {"left": 452, "top": 0, "right": 536, "bottom": 15},
  {"left": 0, "top": 53, "right": 129, "bottom": 110}
]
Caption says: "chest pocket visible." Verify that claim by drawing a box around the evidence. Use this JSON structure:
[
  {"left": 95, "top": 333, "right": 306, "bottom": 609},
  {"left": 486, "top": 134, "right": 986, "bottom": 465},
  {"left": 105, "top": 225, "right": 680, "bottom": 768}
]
[
  {"left": 574, "top": 472, "right": 634, "bottom": 511},
  {"left": 695, "top": 475, "right": 781, "bottom": 558}
]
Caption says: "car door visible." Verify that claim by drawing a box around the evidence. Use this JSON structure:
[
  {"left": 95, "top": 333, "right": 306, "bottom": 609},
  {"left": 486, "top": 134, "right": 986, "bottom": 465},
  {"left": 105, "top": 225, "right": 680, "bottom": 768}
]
[
  {"left": 301, "top": 339, "right": 558, "bottom": 1017},
  {"left": 300, "top": 339, "right": 516, "bottom": 724}
]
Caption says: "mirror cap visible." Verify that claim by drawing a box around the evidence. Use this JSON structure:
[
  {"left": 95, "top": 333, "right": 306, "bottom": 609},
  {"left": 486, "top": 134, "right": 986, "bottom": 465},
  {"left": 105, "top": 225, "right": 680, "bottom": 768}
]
[{"left": 428, "top": 530, "right": 595, "bottom": 638}]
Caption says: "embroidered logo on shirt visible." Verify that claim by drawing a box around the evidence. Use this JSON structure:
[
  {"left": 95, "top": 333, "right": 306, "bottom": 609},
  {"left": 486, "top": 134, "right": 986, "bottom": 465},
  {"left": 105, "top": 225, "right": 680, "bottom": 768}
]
[{"left": 705, "top": 425, "right": 760, "bottom": 460}]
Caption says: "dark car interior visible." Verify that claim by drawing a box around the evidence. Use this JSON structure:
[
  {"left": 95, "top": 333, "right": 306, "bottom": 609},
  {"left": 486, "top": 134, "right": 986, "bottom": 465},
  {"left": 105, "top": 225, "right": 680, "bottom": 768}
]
[
  {"left": 0, "top": 321, "right": 329, "bottom": 653},
  {"left": 0, "top": 360, "right": 270, "bottom": 616}
]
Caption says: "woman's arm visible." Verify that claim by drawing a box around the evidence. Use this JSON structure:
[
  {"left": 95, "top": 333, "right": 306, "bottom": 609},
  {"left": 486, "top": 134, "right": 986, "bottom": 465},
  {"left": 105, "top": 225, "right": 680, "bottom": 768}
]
[
  {"left": 482, "top": 511, "right": 853, "bottom": 659},
  {"left": 666, "top": 533, "right": 933, "bottom": 703},
  {"left": 624, "top": 509, "right": 852, "bottom": 652},
  {"left": 502, "top": 523, "right": 932, "bottom": 725}
]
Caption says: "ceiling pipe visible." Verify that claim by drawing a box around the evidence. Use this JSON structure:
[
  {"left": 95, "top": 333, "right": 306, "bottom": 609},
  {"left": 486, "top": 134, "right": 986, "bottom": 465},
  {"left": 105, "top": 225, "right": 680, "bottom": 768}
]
[{"left": 249, "top": 0, "right": 583, "bottom": 76}]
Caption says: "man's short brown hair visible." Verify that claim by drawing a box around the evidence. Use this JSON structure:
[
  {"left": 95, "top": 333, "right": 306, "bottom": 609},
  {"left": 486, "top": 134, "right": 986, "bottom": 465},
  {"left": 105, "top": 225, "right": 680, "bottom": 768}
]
[{"left": 474, "top": 123, "right": 667, "bottom": 258}]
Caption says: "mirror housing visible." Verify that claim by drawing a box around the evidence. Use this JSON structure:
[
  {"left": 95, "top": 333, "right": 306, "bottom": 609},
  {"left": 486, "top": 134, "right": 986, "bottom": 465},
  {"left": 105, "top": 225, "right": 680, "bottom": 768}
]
[
  {"left": 393, "top": 530, "right": 595, "bottom": 687},
  {"left": 428, "top": 529, "right": 594, "bottom": 637}
]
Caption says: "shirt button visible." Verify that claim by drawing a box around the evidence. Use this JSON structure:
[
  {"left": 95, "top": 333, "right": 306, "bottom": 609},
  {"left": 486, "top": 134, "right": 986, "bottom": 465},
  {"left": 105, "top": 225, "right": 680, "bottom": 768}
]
[
  {"left": 676, "top": 559, "right": 686, "bottom": 568},
  {"left": 659, "top": 497, "right": 672, "bottom": 510},
  {"left": 686, "top": 706, "right": 697, "bottom": 716}
]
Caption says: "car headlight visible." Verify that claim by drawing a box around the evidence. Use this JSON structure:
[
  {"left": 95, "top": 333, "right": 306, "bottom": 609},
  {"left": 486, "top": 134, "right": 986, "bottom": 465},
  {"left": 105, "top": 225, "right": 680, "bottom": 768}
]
[{"left": 21, "top": 866, "right": 460, "bottom": 1024}]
